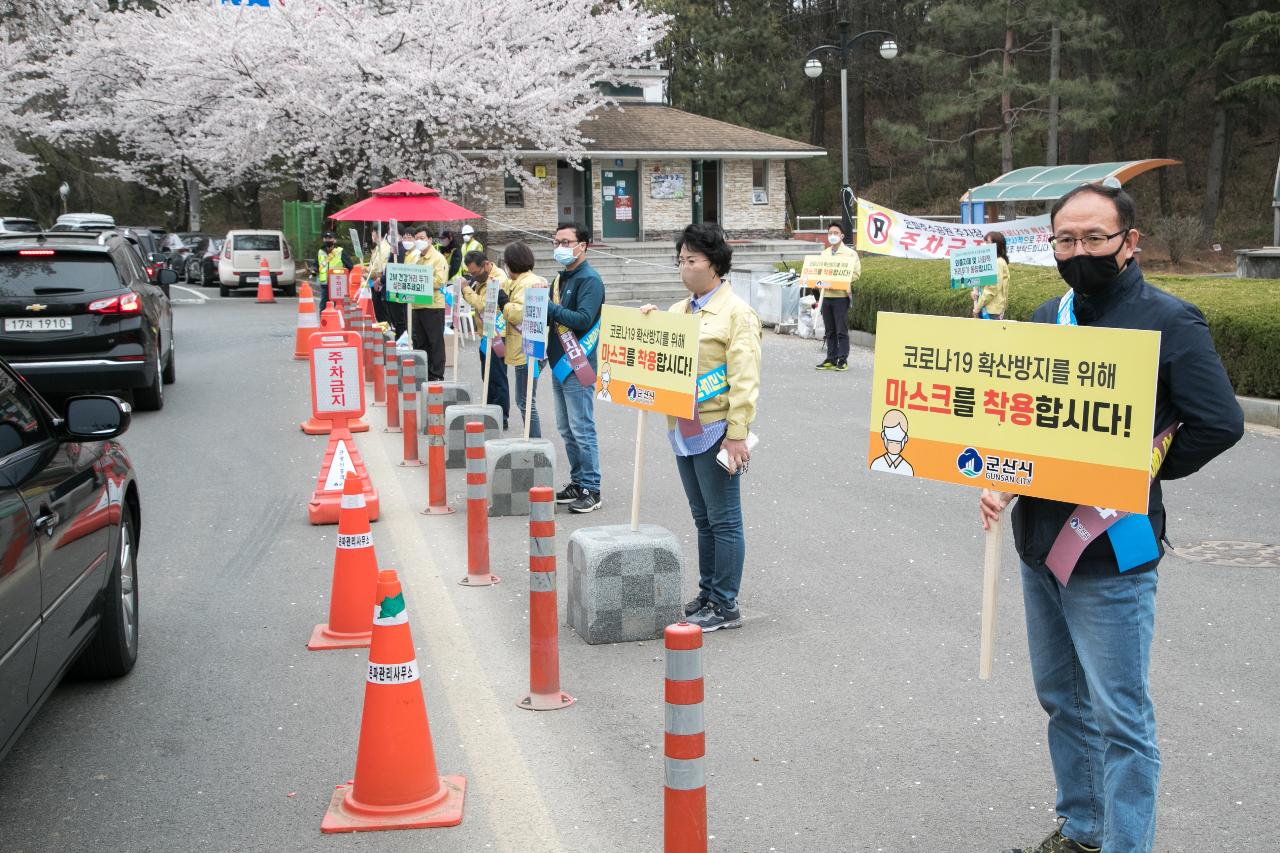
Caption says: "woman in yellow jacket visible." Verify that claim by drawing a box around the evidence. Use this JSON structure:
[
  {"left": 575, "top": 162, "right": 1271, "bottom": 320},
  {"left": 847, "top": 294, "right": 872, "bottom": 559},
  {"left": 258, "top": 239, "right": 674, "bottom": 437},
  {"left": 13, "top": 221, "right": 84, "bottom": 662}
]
[
  {"left": 973, "top": 231, "right": 1010, "bottom": 320},
  {"left": 641, "top": 223, "right": 762, "bottom": 632},
  {"left": 498, "top": 242, "right": 543, "bottom": 438}
]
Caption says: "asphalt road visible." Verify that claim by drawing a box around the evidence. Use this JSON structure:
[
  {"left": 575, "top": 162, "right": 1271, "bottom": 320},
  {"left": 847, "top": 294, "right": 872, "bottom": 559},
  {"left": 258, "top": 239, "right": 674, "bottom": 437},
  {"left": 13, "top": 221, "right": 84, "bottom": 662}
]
[{"left": 1, "top": 287, "right": 1276, "bottom": 853}]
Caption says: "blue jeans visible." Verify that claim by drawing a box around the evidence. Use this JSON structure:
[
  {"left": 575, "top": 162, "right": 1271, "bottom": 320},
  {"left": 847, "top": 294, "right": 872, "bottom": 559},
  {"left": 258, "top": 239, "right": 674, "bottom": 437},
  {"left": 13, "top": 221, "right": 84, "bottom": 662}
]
[
  {"left": 1021, "top": 562, "right": 1160, "bottom": 852},
  {"left": 514, "top": 364, "right": 541, "bottom": 438},
  {"left": 675, "top": 440, "right": 744, "bottom": 610},
  {"left": 552, "top": 371, "right": 600, "bottom": 492}
]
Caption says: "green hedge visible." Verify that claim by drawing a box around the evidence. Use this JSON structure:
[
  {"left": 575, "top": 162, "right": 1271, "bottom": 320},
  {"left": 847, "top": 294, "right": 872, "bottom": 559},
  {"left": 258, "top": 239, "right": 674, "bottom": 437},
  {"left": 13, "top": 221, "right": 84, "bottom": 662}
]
[{"left": 787, "top": 256, "right": 1280, "bottom": 399}]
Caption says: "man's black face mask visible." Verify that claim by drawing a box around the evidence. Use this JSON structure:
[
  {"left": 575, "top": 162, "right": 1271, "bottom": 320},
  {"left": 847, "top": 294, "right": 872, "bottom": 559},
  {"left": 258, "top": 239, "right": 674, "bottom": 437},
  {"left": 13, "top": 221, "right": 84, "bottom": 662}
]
[{"left": 1056, "top": 230, "right": 1129, "bottom": 297}]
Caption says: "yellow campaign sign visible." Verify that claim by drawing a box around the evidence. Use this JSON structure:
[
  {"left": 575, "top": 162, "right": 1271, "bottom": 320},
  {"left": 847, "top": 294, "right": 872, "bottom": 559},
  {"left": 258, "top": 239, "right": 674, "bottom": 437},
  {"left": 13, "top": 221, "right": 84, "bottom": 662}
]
[
  {"left": 867, "top": 312, "right": 1161, "bottom": 514},
  {"left": 798, "top": 253, "right": 857, "bottom": 291},
  {"left": 596, "top": 305, "right": 700, "bottom": 418}
]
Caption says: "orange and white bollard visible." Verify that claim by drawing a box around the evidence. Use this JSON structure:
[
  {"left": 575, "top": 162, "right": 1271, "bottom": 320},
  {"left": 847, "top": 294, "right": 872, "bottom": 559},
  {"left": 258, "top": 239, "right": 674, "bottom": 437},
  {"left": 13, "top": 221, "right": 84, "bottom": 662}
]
[
  {"left": 399, "top": 358, "right": 423, "bottom": 468},
  {"left": 383, "top": 338, "right": 401, "bottom": 433},
  {"left": 664, "top": 622, "right": 707, "bottom": 853},
  {"left": 517, "top": 486, "right": 573, "bottom": 710},
  {"left": 458, "top": 422, "right": 498, "bottom": 586},
  {"left": 422, "top": 383, "right": 454, "bottom": 516},
  {"left": 372, "top": 330, "right": 387, "bottom": 406},
  {"left": 256, "top": 257, "right": 276, "bottom": 303}
]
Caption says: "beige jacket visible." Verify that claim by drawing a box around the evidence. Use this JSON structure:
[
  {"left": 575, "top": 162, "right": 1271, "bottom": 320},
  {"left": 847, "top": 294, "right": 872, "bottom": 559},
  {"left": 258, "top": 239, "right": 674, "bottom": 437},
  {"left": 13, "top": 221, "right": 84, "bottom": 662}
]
[
  {"left": 499, "top": 270, "right": 547, "bottom": 367},
  {"left": 461, "top": 266, "right": 509, "bottom": 328},
  {"left": 816, "top": 242, "right": 862, "bottom": 294},
  {"left": 664, "top": 284, "right": 762, "bottom": 441},
  {"left": 411, "top": 246, "right": 449, "bottom": 309},
  {"left": 975, "top": 257, "right": 1010, "bottom": 317}
]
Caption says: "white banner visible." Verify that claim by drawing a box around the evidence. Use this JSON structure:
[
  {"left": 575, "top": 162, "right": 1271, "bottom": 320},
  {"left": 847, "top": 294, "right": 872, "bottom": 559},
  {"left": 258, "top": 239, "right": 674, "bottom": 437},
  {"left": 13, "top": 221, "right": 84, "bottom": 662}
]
[{"left": 856, "top": 198, "right": 1055, "bottom": 267}]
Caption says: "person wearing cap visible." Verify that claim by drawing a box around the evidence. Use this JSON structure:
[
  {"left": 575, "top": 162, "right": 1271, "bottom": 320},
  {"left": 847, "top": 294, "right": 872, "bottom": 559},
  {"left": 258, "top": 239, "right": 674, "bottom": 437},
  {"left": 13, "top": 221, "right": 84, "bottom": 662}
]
[
  {"left": 460, "top": 250, "right": 510, "bottom": 429},
  {"left": 813, "top": 222, "right": 860, "bottom": 371},
  {"left": 316, "top": 231, "right": 356, "bottom": 312}
]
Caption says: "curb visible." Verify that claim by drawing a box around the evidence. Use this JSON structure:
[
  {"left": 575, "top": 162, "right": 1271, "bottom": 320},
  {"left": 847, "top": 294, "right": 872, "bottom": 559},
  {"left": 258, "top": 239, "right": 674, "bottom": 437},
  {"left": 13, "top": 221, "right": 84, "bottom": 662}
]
[{"left": 846, "top": 329, "right": 1279, "bottom": 429}]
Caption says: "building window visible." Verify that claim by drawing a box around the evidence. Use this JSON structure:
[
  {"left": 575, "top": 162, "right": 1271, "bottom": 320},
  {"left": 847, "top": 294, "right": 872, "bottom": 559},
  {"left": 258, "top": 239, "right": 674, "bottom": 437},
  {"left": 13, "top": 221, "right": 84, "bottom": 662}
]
[
  {"left": 504, "top": 170, "right": 524, "bottom": 208},
  {"left": 751, "top": 160, "right": 768, "bottom": 204}
]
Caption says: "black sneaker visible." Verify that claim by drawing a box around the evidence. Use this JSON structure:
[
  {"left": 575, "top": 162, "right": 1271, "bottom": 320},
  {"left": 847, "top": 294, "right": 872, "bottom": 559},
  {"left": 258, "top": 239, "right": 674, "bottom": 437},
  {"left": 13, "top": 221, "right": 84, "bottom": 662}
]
[
  {"left": 568, "top": 490, "right": 602, "bottom": 513},
  {"left": 555, "top": 483, "right": 583, "bottom": 504},
  {"left": 816, "top": 360, "right": 834, "bottom": 370},
  {"left": 833, "top": 358, "right": 849, "bottom": 371},
  {"left": 1003, "top": 830, "right": 1100, "bottom": 853},
  {"left": 687, "top": 601, "right": 742, "bottom": 632},
  {"left": 684, "top": 594, "right": 710, "bottom": 616}
]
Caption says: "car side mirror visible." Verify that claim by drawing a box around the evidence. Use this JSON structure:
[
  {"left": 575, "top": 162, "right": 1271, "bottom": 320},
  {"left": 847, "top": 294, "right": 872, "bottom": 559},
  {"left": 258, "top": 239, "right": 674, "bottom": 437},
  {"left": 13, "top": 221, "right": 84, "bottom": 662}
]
[
  {"left": 63, "top": 395, "right": 131, "bottom": 441},
  {"left": 156, "top": 268, "right": 177, "bottom": 285}
]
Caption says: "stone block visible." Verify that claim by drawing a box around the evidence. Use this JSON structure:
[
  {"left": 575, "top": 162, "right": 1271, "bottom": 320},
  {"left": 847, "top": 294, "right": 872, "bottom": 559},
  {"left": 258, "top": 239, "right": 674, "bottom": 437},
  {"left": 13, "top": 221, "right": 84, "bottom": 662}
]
[
  {"left": 419, "top": 381, "right": 472, "bottom": 433},
  {"left": 485, "top": 438, "right": 556, "bottom": 517},
  {"left": 444, "top": 404, "right": 502, "bottom": 468},
  {"left": 567, "top": 524, "right": 683, "bottom": 645}
]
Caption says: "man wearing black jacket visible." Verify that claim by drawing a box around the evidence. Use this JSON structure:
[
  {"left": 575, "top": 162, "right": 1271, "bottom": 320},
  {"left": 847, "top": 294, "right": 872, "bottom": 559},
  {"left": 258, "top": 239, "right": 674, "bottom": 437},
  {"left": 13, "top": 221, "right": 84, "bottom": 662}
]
[{"left": 980, "top": 183, "right": 1243, "bottom": 853}]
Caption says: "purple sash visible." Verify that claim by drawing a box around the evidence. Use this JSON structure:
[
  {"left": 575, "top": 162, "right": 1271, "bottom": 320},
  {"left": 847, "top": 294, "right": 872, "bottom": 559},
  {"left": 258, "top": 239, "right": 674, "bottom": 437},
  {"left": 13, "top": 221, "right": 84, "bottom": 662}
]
[
  {"left": 1043, "top": 424, "right": 1179, "bottom": 585},
  {"left": 558, "top": 328, "right": 596, "bottom": 387}
]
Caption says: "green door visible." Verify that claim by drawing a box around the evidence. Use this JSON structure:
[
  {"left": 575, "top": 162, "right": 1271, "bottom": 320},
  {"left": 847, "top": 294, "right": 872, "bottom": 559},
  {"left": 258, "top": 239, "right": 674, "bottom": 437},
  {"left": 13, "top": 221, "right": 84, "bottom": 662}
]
[{"left": 601, "top": 169, "right": 639, "bottom": 240}]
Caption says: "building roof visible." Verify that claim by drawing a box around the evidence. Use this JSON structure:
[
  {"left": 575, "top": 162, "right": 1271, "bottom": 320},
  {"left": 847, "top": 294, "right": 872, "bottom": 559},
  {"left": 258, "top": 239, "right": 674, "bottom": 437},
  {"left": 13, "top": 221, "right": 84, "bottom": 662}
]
[
  {"left": 962, "top": 159, "right": 1181, "bottom": 203},
  {"left": 462, "top": 104, "right": 826, "bottom": 160}
]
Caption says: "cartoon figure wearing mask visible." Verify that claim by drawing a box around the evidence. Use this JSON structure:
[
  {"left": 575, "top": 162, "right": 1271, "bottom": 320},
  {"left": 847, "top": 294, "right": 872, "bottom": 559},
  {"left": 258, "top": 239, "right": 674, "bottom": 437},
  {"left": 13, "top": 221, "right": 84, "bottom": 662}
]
[
  {"left": 870, "top": 408, "right": 914, "bottom": 476},
  {"left": 596, "top": 363, "right": 612, "bottom": 401}
]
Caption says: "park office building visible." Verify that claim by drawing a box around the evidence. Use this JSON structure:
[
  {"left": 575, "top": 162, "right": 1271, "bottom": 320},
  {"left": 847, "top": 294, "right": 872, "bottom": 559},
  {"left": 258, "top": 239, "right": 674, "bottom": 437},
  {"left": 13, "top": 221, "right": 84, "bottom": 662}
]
[{"left": 462, "top": 69, "right": 825, "bottom": 244}]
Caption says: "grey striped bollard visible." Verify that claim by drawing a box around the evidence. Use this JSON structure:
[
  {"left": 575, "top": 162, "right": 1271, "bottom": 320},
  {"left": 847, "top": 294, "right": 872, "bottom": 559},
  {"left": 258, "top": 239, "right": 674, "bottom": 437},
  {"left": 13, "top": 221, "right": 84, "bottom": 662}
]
[
  {"left": 664, "top": 621, "right": 706, "bottom": 852},
  {"left": 458, "top": 422, "right": 497, "bottom": 585},
  {"left": 383, "top": 337, "right": 401, "bottom": 432},
  {"left": 517, "top": 486, "right": 573, "bottom": 710}
]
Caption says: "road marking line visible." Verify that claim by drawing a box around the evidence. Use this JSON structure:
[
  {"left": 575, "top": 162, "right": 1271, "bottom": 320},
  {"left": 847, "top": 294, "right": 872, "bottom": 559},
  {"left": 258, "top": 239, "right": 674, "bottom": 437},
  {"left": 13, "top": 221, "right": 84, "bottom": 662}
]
[
  {"left": 362, "top": 434, "right": 564, "bottom": 852},
  {"left": 172, "top": 285, "right": 209, "bottom": 302}
]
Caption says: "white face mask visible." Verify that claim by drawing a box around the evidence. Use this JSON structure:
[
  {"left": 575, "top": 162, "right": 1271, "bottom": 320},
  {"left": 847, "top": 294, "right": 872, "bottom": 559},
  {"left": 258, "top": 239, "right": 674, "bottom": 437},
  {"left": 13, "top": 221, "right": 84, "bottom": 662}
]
[
  {"left": 414, "top": 239, "right": 429, "bottom": 252},
  {"left": 400, "top": 240, "right": 414, "bottom": 250},
  {"left": 828, "top": 233, "right": 842, "bottom": 245},
  {"left": 882, "top": 425, "right": 907, "bottom": 444}
]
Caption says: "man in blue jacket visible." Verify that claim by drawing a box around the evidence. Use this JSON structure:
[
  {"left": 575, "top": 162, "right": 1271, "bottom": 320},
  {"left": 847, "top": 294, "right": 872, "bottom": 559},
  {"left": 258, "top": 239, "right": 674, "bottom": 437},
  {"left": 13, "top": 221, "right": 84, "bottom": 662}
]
[
  {"left": 980, "top": 183, "right": 1244, "bottom": 853},
  {"left": 547, "top": 222, "right": 605, "bottom": 513}
]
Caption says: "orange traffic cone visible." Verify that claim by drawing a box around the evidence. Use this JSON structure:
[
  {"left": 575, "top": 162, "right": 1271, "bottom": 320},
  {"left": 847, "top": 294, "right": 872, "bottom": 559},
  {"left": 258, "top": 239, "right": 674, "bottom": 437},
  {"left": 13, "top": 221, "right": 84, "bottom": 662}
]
[
  {"left": 308, "top": 419, "right": 379, "bottom": 524},
  {"left": 298, "top": 280, "right": 313, "bottom": 301},
  {"left": 322, "top": 569, "right": 466, "bottom": 833},
  {"left": 309, "top": 472, "right": 379, "bottom": 650},
  {"left": 256, "top": 258, "right": 276, "bottom": 303},
  {"left": 320, "top": 303, "right": 344, "bottom": 331},
  {"left": 293, "top": 285, "right": 319, "bottom": 361}
]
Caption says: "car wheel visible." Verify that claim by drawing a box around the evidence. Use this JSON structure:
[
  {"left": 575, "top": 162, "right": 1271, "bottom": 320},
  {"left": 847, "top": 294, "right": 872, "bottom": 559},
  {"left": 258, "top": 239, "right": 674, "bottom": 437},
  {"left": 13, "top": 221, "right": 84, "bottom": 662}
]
[
  {"left": 73, "top": 502, "right": 139, "bottom": 679},
  {"left": 162, "top": 342, "right": 176, "bottom": 385},
  {"left": 219, "top": 283, "right": 230, "bottom": 297},
  {"left": 185, "top": 258, "right": 201, "bottom": 282},
  {"left": 283, "top": 284, "right": 297, "bottom": 298},
  {"left": 133, "top": 350, "right": 164, "bottom": 411}
]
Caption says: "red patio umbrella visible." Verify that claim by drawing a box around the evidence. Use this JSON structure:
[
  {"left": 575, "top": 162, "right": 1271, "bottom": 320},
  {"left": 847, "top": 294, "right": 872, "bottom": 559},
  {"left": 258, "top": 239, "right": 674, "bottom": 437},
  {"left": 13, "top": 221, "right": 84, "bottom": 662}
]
[{"left": 330, "top": 180, "right": 479, "bottom": 222}]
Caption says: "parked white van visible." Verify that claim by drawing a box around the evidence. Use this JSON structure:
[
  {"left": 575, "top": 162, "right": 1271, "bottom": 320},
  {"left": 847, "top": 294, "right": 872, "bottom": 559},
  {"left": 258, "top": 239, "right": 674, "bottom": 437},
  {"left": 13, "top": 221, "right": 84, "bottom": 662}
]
[{"left": 217, "top": 230, "right": 297, "bottom": 297}]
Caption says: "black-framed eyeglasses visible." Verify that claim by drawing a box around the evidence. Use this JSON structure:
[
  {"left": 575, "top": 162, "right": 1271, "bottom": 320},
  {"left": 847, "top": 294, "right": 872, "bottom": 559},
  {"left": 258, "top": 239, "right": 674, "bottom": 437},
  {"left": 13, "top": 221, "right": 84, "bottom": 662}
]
[
  {"left": 552, "top": 239, "right": 582, "bottom": 248},
  {"left": 1050, "top": 229, "right": 1129, "bottom": 255}
]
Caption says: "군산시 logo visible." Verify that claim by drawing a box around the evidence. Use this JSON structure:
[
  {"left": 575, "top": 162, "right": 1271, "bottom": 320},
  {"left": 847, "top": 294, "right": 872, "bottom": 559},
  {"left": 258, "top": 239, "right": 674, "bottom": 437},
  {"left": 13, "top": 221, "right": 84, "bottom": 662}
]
[{"left": 957, "top": 447, "right": 984, "bottom": 478}]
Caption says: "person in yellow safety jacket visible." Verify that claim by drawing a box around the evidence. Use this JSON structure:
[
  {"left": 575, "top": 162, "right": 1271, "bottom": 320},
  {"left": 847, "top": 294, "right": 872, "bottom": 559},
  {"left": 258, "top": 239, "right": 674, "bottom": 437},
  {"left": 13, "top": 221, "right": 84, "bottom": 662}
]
[
  {"left": 460, "top": 250, "right": 510, "bottom": 429},
  {"left": 813, "top": 222, "right": 861, "bottom": 372},
  {"left": 409, "top": 227, "right": 449, "bottom": 380},
  {"left": 972, "top": 231, "right": 1010, "bottom": 320},
  {"left": 458, "top": 224, "right": 484, "bottom": 262},
  {"left": 365, "top": 232, "right": 394, "bottom": 326},
  {"left": 316, "top": 230, "right": 355, "bottom": 312},
  {"left": 497, "top": 242, "right": 543, "bottom": 438}
]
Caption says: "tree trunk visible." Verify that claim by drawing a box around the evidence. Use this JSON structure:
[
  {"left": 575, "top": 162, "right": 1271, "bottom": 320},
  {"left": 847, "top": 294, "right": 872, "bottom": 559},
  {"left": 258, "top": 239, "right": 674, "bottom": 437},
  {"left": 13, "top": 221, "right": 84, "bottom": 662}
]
[
  {"left": 245, "top": 182, "right": 263, "bottom": 229},
  {"left": 186, "top": 177, "right": 201, "bottom": 232},
  {"left": 1047, "top": 25, "right": 1060, "bottom": 167},
  {"left": 964, "top": 114, "right": 978, "bottom": 188},
  {"left": 1153, "top": 121, "right": 1172, "bottom": 217},
  {"left": 1199, "top": 97, "right": 1231, "bottom": 240},
  {"left": 1000, "top": 20, "right": 1015, "bottom": 219},
  {"left": 1068, "top": 51, "right": 1093, "bottom": 163}
]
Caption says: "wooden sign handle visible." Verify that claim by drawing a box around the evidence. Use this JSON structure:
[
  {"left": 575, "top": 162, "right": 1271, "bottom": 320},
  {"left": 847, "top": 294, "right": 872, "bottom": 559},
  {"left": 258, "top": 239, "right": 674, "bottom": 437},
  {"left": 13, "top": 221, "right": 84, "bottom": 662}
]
[
  {"left": 979, "top": 521, "right": 1002, "bottom": 680},
  {"left": 630, "top": 409, "right": 646, "bottom": 532}
]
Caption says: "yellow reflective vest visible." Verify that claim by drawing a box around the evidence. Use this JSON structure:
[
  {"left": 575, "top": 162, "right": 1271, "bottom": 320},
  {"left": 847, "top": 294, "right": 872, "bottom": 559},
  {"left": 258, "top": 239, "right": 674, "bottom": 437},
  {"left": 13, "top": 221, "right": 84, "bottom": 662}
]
[{"left": 317, "top": 247, "right": 345, "bottom": 284}]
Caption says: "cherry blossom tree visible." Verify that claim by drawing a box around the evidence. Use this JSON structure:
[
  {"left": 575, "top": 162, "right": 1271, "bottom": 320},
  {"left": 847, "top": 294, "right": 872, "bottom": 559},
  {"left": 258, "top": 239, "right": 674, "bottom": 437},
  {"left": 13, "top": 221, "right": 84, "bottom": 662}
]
[{"left": 49, "top": 0, "right": 666, "bottom": 206}]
